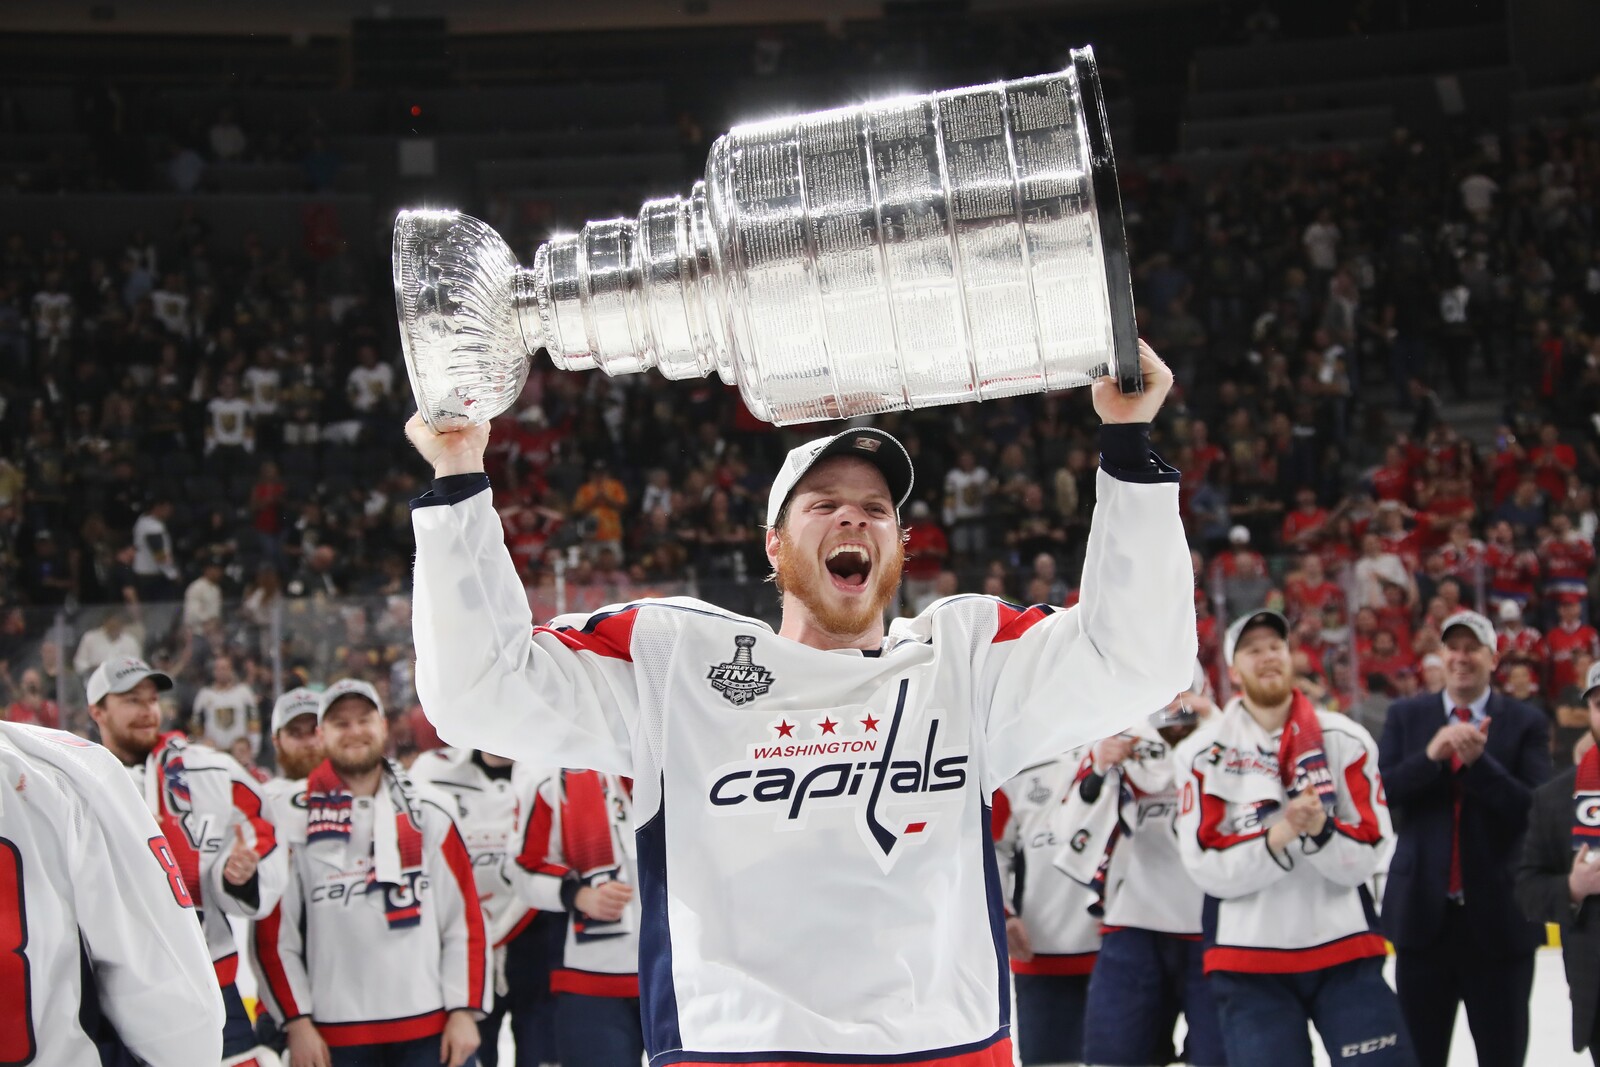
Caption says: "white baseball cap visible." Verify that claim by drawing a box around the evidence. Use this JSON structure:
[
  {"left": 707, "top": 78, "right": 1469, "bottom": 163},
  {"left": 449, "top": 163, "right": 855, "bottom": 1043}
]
[
  {"left": 1582, "top": 661, "right": 1600, "bottom": 705},
  {"left": 270, "top": 686, "right": 323, "bottom": 734},
  {"left": 1497, "top": 600, "right": 1522, "bottom": 622},
  {"left": 766, "top": 427, "right": 914, "bottom": 528},
  {"left": 1228, "top": 525, "right": 1251, "bottom": 545},
  {"left": 317, "top": 678, "right": 383, "bottom": 720},
  {"left": 1440, "top": 610, "right": 1496, "bottom": 650},
  {"left": 1223, "top": 609, "right": 1289, "bottom": 666},
  {"left": 87, "top": 656, "right": 174, "bottom": 706}
]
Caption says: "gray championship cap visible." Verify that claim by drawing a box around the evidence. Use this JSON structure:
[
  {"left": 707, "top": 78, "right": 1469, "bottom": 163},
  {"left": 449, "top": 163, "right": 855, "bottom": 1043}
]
[
  {"left": 1223, "top": 609, "right": 1290, "bottom": 666},
  {"left": 270, "top": 686, "right": 323, "bottom": 734},
  {"left": 86, "top": 656, "right": 174, "bottom": 706},
  {"left": 766, "top": 427, "right": 914, "bottom": 528},
  {"left": 317, "top": 678, "right": 383, "bottom": 720},
  {"left": 1440, "top": 610, "right": 1496, "bottom": 650}
]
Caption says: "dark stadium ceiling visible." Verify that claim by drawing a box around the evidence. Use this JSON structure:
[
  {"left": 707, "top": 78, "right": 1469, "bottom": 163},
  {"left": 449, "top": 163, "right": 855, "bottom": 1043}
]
[{"left": 4, "top": 0, "right": 1209, "bottom": 35}]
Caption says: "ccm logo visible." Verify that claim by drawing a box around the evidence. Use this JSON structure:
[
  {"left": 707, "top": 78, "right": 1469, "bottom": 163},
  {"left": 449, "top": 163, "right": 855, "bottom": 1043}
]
[
  {"left": 1578, "top": 797, "right": 1600, "bottom": 827},
  {"left": 1341, "top": 1034, "right": 1398, "bottom": 1057}
]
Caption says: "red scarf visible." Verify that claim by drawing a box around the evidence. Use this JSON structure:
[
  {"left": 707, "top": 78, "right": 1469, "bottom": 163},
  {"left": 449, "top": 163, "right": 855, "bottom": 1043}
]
[
  {"left": 561, "top": 770, "right": 629, "bottom": 942},
  {"left": 1575, "top": 742, "right": 1600, "bottom": 853},
  {"left": 560, "top": 770, "right": 617, "bottom": 875},
  {"left": 1277, "top": 690, "right": 1338, "bottom": 818}
]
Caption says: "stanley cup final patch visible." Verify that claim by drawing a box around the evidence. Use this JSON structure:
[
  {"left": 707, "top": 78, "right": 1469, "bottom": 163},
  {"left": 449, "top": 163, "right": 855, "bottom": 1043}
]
[{"left": 707, "top": 635, "right": 775, "bottom": 706}]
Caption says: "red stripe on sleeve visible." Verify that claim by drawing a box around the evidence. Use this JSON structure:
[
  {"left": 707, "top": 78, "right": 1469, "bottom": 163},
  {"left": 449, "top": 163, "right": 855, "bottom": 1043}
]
[
  {"left": 231, "top": 781, "right": 277, "bottom": 856},
  {"left": 990, "top": 603, "right": 1053, "bottom": 644},
  {"left": 535, "top": 608, "right": 638, "bottom": 661},
  {"left": 1194, "top": 769, "right": 1265, "bottom": 851},
  {"left": 252, "top": 904, "right": 300, "bottom": 1019},
  {"left": 441, "top": 823, "right": 488, "bottom": 1010},
  {"left": 1332, "top": 751, "right": 1383, "bottom": 845}
]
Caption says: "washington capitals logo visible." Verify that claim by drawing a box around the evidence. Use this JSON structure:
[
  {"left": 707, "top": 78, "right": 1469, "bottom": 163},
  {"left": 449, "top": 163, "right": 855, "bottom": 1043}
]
[
  {"left": 163, "top": 756, "right": 193, "bottom": 813},
  {"left": 707, "top": 636, "right": 775, "bottom": 706}
]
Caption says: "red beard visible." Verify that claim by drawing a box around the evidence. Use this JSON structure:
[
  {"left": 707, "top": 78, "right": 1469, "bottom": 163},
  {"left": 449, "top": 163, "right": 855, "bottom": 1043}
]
[{"left": 775, "top": 535, "right": 905, "bottom": 638}]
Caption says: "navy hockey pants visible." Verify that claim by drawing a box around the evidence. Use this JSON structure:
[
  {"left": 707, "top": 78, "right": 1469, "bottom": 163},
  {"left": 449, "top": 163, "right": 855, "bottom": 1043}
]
[
  {"left": 1013, "top": 972, "right": 1088, "bottom": 1066},
  {"left": 1081, "top": 927, "right": 1225, "bottom": 1067},
  {"left": 555, "top": 992, "right": 644, "bottom": 1067},
  {"left": 1209, "top": 956, "right": 1416, "bottom": 1067}
]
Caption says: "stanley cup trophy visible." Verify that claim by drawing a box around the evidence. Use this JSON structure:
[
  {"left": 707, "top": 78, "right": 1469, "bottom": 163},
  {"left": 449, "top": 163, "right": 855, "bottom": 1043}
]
[{"left": 394, "top": 46, "right": 1138, "bottom": 431}]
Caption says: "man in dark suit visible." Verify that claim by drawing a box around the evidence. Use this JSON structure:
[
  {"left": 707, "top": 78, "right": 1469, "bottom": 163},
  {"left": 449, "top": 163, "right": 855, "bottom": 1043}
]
[
  {"left": 1379, "top": 609, "right": 1553, "bottom": 1067},
  {"left": 1518, "top": 661, "right": 1600, "bottom": 1065}
]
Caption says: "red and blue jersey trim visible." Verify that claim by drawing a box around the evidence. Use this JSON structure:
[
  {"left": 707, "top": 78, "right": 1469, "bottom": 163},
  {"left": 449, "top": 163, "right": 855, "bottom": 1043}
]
[
  {"left": 317, "top": 1009, "right": 448, "bottom": 1047},
  {"left": 552, "top": 967, "right": 640, "bottom": 997},
  {"left": 538, "top": 606, "right": 640, "bottom": 662},
  {"left": 1009, "top": 951, "right": 1098, "bottom": 976}
]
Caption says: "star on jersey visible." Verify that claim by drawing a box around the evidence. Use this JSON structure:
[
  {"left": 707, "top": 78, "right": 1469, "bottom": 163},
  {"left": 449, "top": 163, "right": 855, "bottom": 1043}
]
[
  {"left": 774, "top": 720, "right": 794, "bottom": 738},
  {"left": 819, "top": 718, "right": 837, "bottom": 735}
]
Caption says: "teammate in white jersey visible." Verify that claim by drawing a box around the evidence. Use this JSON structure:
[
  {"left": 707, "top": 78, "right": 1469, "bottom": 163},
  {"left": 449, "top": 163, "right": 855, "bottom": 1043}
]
[
  {"left": 265, "top": 686, "right": 325, "bottom": 815},
  {"left": 404, "top": 343, "right": 1196, "bottom": 1067},
  {"left": 0, "top": 720, "right": 223, "bottom": 1067},
  {"left": 86, "top": 654, "right": 285, "bottom": 1066},
  {"left": 993, "top": 748, "right": 1102, "bottom": 1066},
  {"left": 509, "top": 765, "right": 644, "bottom": 1067},
  {"left": 1055, "top": 674, "right": 1225, "bottom": 1067},
  {"left": 252, "top": 678, "right": 491, "bottom": 1067},
  {"left": 1173, "top": 611, "right": 1412, "bottom": 1067},
  {"left": 412, "top": 746, "right": 563, "bottom": 1067}
]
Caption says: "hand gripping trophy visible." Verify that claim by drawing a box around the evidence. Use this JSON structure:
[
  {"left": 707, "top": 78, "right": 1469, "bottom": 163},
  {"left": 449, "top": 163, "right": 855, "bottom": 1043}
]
[{"left": 394, "top": 46, "right": 1139, "bottom": 429}]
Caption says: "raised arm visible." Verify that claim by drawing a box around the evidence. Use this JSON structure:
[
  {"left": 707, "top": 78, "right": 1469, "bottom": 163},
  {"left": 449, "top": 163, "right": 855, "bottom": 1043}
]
[
  {"left": 407, "top": 415, "right": 637, "bottom": 775},
  {"left": 976, "top": 345, "right": 1195, "bottom": 785}
]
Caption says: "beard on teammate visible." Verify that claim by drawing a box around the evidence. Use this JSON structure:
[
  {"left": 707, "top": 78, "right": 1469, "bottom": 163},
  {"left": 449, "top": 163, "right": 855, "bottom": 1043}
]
[
  {"left": 275, "top": 715, "right": 326, "bottom": 779},
  {"left": 320, "top": 694, "right": 388, "bottom": 778},
  {"left": 1231, "top": 622, "right": 1296, "bottom": 711},
  {"left": 92, "top": 677, "right": 167, "bottom": 764}
]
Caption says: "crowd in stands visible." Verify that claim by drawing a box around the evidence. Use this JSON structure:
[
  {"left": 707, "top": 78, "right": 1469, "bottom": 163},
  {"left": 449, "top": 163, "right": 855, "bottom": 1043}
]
[{"left": 0, "top": 59, "right": 1597, "bottom": 776}]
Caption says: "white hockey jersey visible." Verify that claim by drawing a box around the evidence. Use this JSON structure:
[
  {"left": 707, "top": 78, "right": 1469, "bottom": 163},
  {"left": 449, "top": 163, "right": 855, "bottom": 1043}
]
[
  {"left": 127, "top": 732, "right": 286, "bottom": 988},
  {"left": 993, "top": 753, "right": 1101, "bottom": 975},
  {"left": 508, "top": 765, "right": 641, "bottom": 995},
  {"left": 1054, "top": 719, "right": 1204, "bottom": 935},
  {"left": 410, "top": 746, "right": 536, "bottom": 946},
  {"left": 251, "top": 760, "right": 493, "bottom": 1047},
  {"left": 410, "top": 464, "right": 1194, "bottom": 1064},
  {"left": 0, "top": 722, "right": 224, "bottom": 1067},
  {"left": 1172, "top": 698, "right": 1393, "bottom": 974},
  {"left": 261, "top": 774, "right": 303, "bottom": 829}
]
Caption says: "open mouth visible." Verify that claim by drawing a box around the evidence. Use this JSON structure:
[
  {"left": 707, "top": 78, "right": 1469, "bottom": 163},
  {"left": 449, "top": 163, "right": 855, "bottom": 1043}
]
[{"left": 824, "top": 543, "right": 872, "bottom": 591}]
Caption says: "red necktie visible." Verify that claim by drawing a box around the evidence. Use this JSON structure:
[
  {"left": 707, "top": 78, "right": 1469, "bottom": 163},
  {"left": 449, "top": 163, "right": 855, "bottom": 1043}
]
[{"left": 1448, "top": 706, "right": 1471, "bottom": 898}]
